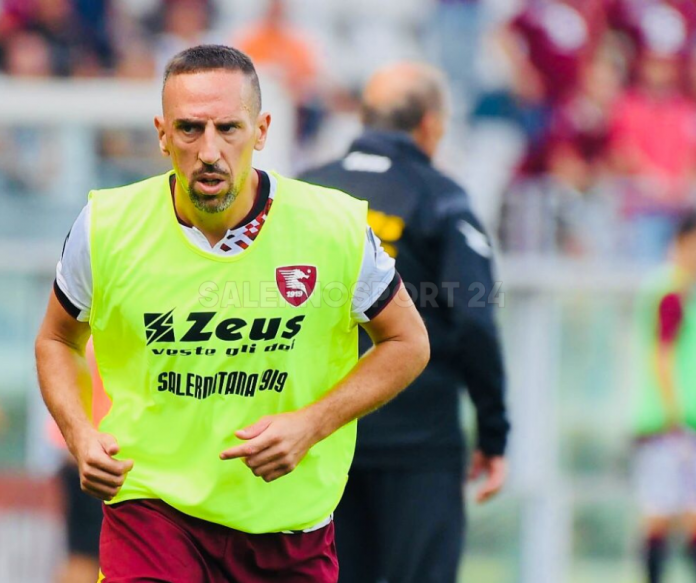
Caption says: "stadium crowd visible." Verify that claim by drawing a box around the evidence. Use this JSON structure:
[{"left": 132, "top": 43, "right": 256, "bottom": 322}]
[{"left": 2, "top": 0, "right": 696, "bottom": 260}]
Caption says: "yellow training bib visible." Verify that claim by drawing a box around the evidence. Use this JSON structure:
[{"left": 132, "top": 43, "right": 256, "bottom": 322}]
[{"left": 89, "top": 171, "right": 366, "bottom": 533}]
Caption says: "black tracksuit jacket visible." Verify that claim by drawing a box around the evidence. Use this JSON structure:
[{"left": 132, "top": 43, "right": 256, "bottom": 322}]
[{"left": 299, "top": 130, "right": 509, "bottom": 470}]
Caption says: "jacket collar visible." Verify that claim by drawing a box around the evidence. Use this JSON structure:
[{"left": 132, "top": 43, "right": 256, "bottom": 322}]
[{"left": 348, "top": 130, "right": 431, "bottom": 164}]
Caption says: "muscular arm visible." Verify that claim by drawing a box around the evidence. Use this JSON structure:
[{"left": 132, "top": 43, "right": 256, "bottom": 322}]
[
  {"left": 306, "top": 282, "right": 429, "bottom": 438},
  {"left": 35, "top": 291, "right": 132, "bottom": 500},
  {"left": 221, "top": 282, "right": 430, "bottom": 481},
  {"left": 36, "top": 291, "right": 94, "bottom": 453}
]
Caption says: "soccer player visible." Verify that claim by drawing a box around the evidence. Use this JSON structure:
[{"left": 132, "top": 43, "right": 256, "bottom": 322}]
[
  {"left": 633, "top": 210, "right": 696, "bottom": 583},
  {"left": 300, "top": 63, "right": 509, "bottom": 583},
  {"left": 35, "top": 45, "right": 429, "bottom": 583}
]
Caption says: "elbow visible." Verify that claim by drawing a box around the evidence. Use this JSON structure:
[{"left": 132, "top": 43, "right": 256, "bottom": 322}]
[
  {"left": 413, "top": 323, "right": 430, "bottom": 376},
  {"left": 34, "top": 333, "right": 47, "bottom": 361}
]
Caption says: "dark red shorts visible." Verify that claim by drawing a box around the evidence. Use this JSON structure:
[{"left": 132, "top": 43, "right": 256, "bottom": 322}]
[{"left": 99, "top": 499, "right": 338, "bottom": 583}]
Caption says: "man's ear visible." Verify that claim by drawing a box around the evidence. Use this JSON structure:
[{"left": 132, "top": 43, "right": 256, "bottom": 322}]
[
  {"left": 154, "top": 116, "right": 170, "bottom": 157},
  {"left": 254, "top": 112, "right": 272, "bottom": 152}
]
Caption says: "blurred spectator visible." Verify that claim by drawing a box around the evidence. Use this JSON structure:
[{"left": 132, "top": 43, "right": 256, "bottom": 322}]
[
  {"left": 0, "top": 29, "right": 60, "bottom": 194},
  {"left": 608, "top": 51, "right": 696, "bottom": 202},
  {"left": 476, "top": 0, "right": 609, "bottom": 184},
  {"left": 501, "top": 0, "right": 607, "bottom": 106},
  {"left": 233, "top": 0, "right": 325, "bottom": 145},
  {"left": 30, "top": 0, "right": 95, "bottom": 76},
  {"left": 234, "top": 0, "right": 320, "bottom": 105},
  {"left": 545, "top": 50, "right": 623, "bottom": 192},
  {"left": 113, "top": 39, "right": 156, "bottom": 80},
  {"left": 1, "top": 28, "right": 53, "bottom": 77},
  {"left": 609, "top": 0, "right": 696, "bottom": 80},
  {"left": 153, "top": 0, "right": 218, "bottom": 74},
  {"left": 72, "top": 0, "right": 114, "bottom": 70}
]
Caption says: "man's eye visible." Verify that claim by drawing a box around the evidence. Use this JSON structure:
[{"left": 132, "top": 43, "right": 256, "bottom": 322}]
[
  {"left": 219, "top": 125, "right": 235, "bottom": 133},
  {"left": 180, "top": 125, "right": 198, "bottom": 135}
]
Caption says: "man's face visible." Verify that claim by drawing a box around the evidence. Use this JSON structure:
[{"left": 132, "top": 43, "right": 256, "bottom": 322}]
[{"left": 155, "top": 69, "right": 270, "bottom": 214}]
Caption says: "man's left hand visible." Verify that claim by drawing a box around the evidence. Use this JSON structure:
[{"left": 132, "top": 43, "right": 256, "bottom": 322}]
[
  {"left": 219, "top": 412, "right": 318, "bottom": 482},
  {"left": 468, "top": 450, "right": 507, "bottom": 503}
]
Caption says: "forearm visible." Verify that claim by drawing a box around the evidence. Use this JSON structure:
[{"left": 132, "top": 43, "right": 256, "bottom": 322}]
[
  {"left": 35, "top": 335, "right": 94, "bottom": 455},
  {"left": 303, "top": 334, "right": 429, "bottom": 442}
]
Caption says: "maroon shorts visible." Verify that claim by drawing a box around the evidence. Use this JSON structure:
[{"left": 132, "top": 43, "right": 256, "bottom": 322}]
[{"left": 99, "top": 499, "right": 338, "bottom": 583}]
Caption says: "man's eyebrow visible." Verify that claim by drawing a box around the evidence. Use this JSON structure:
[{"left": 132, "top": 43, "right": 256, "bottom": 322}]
[
  {"left": 173, "top": 119, "right": 244, "bottom": 127},
  {"left": 173, "top": 118, "right": 205, "bottom": 127}
]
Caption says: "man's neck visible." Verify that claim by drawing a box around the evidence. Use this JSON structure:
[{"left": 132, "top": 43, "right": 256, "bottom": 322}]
[{"left": 173, "top": 170, "right": 259, "bottom": 247}]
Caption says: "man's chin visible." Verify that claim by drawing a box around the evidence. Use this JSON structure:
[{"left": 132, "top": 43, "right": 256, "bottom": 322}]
[{"left": 190, "top": 190, "right": 235, "bottom": 214}]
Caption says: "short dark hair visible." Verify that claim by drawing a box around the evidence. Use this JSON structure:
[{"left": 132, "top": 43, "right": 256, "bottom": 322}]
[
  {"left": 676, "top": 209, "right": 696, "bottom": 240},
  {"left": 361, "top": 73, "right": 445, "bottom": 133},
  {"left": 163, "top": 45, "right": 262, "bottom": 115}
]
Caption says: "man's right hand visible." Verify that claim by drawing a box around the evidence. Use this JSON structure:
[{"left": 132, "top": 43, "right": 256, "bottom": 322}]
[{"left": 73, "top": 430, "right": 134, "bottom": 501}]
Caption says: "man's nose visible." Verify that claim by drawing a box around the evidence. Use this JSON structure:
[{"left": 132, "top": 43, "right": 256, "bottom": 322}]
[{"left": 198, "top": 123, "right": 221, "bottom": 166}]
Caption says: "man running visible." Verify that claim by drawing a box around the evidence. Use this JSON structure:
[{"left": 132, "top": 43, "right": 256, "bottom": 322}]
[{"left": 35, "top": 44, "right": 429, "bottom": 583}]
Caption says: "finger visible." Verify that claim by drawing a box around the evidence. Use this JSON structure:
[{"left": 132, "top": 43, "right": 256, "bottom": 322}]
[
  {"left": 260, "top": 466, "right": 293, "bottom": 483},
  {"left": 82, "top": 466, "right": 126, "bottom": 489},
  {"left": 221, "top": 436, "right": 274, "bottom": 460},
  {"left": 245, "top": 447, "right": 286, "bottom": 470},
  {"left": 248, "top": 456, "right": 296, "bottom": 479},
  {"left": 90, "top": 453, "right": 134, "bottom": 476},
  {"left": 476, "top": 473, "right": 505, "bottom": 503},
  {"left": 98, "top": 433, "right": 121, "bottom": 457},
  {"left": 235, "top": 417, "right": 273, "bottom": 440},
  {"left": 82, "top": 481, "right": 119, "bottom": 501},
  {"left": 95, "top": 434, "right": 134, "bottom": 473}
]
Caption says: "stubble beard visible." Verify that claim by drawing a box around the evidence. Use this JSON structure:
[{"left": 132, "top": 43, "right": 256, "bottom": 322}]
[{"left": 187, "top": 180, "right": 237, "bottom": 214}]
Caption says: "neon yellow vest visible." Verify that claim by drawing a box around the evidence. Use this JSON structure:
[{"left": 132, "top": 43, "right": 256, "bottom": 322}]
[
  {"left": 89, "top": 171, "right": 366, "bottom": 533},
  {"left": 633, "top": 267, "right": 696, "bottom": 435}
]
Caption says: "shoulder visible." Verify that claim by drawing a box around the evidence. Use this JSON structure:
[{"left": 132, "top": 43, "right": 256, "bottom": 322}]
[
  {"left": 275, "top": 173, "right": 367, "bottom": 216},
  {"left": 417, "top": 167, "right": 472, "bottom": 224},
  {"left": 297, "top": 160, "right": 347, "bottom": 186}
]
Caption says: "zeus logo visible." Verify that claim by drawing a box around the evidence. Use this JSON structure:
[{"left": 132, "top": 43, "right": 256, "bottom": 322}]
[
  {"left": 144, "top": 309, "right": 176, "bottom": 345},
  {"left": 143, "top": 311, "right": 305, "bottom": 344}
]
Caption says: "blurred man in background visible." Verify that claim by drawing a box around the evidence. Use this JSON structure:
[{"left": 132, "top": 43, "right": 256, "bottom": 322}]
[
  {"left": 633, "top": 211, "right": 696, "bottom": 583},
  {"left": 300, "top": 62, "right": 509, "bottom": 583}
]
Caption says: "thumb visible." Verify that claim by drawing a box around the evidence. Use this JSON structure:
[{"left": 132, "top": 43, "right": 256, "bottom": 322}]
[
  {"left": 98, "top": 433, "right": 120, "bottom": 457},
  {"left": 98, "top": 433, "right": 134, "bottom": 472},
  {"left": 235, "top": 417, "right": 273, "bottom": 440}
]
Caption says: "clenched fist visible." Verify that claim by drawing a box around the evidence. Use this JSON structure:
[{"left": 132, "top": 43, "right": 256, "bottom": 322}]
[{"left": 73, "top": 430, "right": 134, "bottom": 501}]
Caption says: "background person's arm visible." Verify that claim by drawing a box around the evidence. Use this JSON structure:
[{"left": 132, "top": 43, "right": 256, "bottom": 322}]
[
  {"left": 35, "top": 292, "right": 132, "bottom": 500},
  {"left": 220, "top": 282, "right": 429, "bottom": 482},
  {"left": 654, "top": 292, "right": 684, "bottom": 429},
  {"left": 437, "top": 204, "right": 509, "bottom": 502}
]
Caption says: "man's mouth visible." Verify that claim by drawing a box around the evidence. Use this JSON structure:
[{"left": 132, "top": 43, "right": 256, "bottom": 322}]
[{"left": 195, "top": 175, "right": 227, "bottom": 195}]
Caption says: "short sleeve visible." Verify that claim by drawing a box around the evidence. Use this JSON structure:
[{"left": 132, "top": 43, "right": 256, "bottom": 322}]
[
  {"left": 351, "top": 228, "right": 398, "bottom": 323},
  {"left": 658, "top": 292, "right": 684, "bottom": 344},
  {"left": 55, "top": 201, "right": 93, "bottom": 322}
]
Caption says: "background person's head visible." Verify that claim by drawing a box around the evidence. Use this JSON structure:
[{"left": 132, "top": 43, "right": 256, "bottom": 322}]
[
  {"left": 360, "top": 62, "right": 449, "bottom": 159},
  {"left": 155, "top": 44, "right": 269, "bottom": 214}
]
